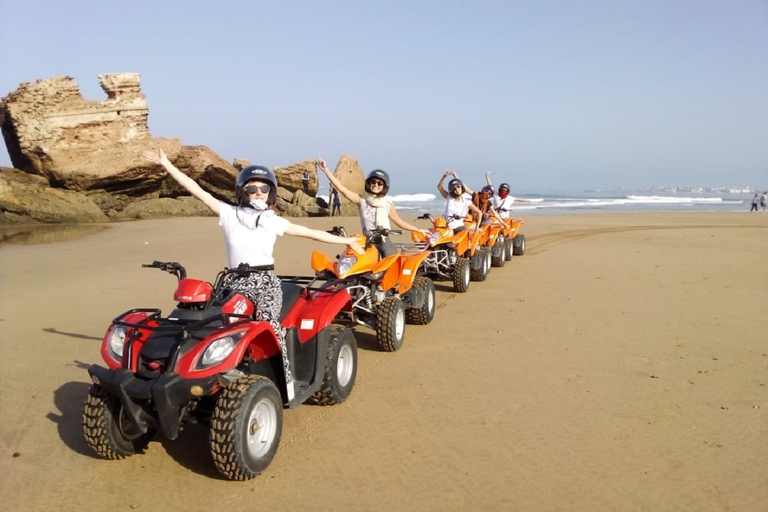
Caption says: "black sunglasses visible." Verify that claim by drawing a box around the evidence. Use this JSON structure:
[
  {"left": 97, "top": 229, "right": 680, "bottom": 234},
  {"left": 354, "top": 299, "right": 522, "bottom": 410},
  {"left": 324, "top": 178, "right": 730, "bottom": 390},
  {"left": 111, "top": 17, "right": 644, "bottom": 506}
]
[
  {"left": 369, "top": 179, "right": 385, "bottom": 186},
  {"left": 244, "top": 184, "right": 270, "bottom": 194}
]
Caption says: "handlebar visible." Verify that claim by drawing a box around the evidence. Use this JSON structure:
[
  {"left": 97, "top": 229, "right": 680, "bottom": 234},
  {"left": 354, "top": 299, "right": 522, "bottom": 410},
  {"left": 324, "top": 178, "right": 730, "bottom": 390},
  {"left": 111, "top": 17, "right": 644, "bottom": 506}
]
[{"left": 142, "top": 261, "right": 187, "bottom": 281}]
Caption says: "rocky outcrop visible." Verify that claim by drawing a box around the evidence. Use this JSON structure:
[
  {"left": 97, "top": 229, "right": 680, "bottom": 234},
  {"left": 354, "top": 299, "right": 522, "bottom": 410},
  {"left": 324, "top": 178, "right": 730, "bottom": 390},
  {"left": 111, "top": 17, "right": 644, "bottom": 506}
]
[
  {"left": 274, "top": 160, "right": 317, "bottom": 195},
  {"left": 0, "top": 167, "right": 107, "bottom": 223},
  {"left": 330, "top": 155, "right": 366, "bottom": 217},
  {"left": 0, "top": 74, "right": 367, "bottom": 223}
]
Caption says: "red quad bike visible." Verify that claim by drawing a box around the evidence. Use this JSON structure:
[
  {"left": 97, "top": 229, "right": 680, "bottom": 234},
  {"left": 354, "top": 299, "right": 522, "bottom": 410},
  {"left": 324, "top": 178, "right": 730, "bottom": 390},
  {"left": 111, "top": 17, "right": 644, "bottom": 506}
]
[
  {"left": 310, "top": 228, "right": 435, "bottom": 352},
  {"left": 408, "top": 214, "right": 492, "bottom": 292},
  {"left": 82, "top": 261, "right": 358, "bottom": 481}
]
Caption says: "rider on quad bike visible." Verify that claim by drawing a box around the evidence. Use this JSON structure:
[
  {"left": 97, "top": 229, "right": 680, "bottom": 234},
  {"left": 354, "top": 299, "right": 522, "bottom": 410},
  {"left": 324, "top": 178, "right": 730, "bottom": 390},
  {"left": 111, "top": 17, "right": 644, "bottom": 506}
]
[
  {"left": 313, "top": 157, "right": 436, "bottom": 351},
  {"left": 85, "top": 149, "right": 366, "bottom": 479},
  {"left": 316, "top": 156, "right": 430, "bottom": 255},
  {"left": 486, "top": 171, "right": 531, "bottom": 258},
  {"left": 434, "top": 170, "right": 494, "bottom": 283},
  {"left": 471, "top": 185, "right": 510, "bottom": 268},
  {"left": 141, "top": 148, "right": 362, "bottom": 388}
]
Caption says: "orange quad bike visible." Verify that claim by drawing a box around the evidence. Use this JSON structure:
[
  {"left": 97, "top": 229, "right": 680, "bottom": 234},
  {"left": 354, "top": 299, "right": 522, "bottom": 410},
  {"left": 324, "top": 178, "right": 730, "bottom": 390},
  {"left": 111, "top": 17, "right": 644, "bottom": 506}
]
[
  {"left": 476, "top": 219, "right": 508, "bottom": 268},
  {"left": 408, "top": 214, "right": 491, "bottom": 292},
  {"left": 496, "top": 214, "right": 525, "bottom": 260},
  {"left": 310, "top": 228, "right": 436, "bottom": 352}
]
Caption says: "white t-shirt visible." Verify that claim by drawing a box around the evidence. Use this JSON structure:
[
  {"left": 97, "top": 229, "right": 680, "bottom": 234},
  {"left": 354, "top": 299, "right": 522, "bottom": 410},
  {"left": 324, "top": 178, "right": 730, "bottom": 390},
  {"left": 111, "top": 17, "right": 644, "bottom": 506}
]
[
  {"left": 492, "top": 196, "right": 517, "bottom": 220},
  {"left": 359, "top": 196, "right": 392, "bottom": 235},
  {"left": 219, "top": 204, "right": 290, "bottom": 267},
  {"left": 444, "top": 193, "right": 473, "bottom": 229}
]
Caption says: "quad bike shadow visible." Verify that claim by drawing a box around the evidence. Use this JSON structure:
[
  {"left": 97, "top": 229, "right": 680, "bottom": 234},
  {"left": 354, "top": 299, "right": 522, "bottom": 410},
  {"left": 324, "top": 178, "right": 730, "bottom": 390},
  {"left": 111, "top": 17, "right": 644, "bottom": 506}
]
[
  {"left": 48, "top": 379, "right": 98, "bottom": 457},
  {"left": 309, "top": 227, "right": 437, "bottom": 353},
  {"left": 82, "top": 261, "right": 360, "bottom": 480}
]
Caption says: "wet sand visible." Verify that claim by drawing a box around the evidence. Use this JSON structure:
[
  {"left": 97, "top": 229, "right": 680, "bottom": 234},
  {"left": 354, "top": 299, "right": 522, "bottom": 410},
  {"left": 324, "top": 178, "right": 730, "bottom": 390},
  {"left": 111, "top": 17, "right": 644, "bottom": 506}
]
[{"left": 1, "top": 212, "right": 766, "bottom": 512}]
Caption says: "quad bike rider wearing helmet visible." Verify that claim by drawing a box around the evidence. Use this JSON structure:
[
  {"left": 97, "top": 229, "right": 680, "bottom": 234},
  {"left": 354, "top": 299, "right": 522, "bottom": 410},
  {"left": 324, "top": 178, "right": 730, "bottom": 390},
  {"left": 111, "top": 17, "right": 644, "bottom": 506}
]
[
  {"left": 485, "top": 171, "right": 531, "bottom": 256},
  {"left": 316, "top": 156, "right": 430, "bottom": 256},
  {"left": 142, "top": 149, "right": 363, "bottom": 389},
  {"left": 471, "top": 185, "right": 506, "bottom": 227},
  {"left": 436, "top": 169, "right": 483, "bottom": 234},
  {"left": 485, "top": 171, "right": 532, "bottom": 217}
]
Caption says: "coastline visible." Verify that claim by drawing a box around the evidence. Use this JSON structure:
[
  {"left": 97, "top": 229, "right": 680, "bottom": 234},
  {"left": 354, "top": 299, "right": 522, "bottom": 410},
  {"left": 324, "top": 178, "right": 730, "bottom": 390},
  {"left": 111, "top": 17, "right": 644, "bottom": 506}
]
[{"left": 1, "top": 212, "right": 766, "bottom": 512}]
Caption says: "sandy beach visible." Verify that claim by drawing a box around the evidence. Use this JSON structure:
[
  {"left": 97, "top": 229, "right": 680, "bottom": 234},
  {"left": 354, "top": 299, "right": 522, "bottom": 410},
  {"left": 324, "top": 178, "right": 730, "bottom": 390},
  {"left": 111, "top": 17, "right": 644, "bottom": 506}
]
[{"left": 1, "top": 212, "right": 766, "bottom": 512}]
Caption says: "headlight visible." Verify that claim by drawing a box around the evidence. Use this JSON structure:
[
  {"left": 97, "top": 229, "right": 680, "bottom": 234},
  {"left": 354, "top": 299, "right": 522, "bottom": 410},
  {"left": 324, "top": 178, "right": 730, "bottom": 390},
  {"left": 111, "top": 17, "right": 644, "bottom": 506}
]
[
  {"left": 338, "top": 255, "right": 357, "bottom": 276},
  {"left": 198, "top": 331, "right": 247, "bottom": 368},
  {"left": 429, "top": 232, "right": 441, "bottom": 245},
  {"left": 107, "top": 325, "right": 127, "bottom": 362}
]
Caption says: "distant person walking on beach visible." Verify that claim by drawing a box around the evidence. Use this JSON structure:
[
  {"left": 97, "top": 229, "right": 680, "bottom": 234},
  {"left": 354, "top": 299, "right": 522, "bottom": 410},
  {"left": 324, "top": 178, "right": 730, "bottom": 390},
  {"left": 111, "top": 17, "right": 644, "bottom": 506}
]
[
  {"left": 761, "top": 191, "right": 767, "bottom": 212},
  {"left": 437, "top": 170, "right": 483, "bottom": 234},
  {"left": 302, "top": 170, "right": 310, "bottom": 194},
  {"left": 750, "top": 193, "right": 760, "bottom": 212},
  {"left": 317, "top": 156, "right": 429, "bottom": 257},
  {"left": 330, "top": 187, "right": 341, "bottom": 217},
  {"left": 142, "top": 148, "right": 362, "bottom": 389},
  {"left": 485, "top": 171, "right": 531, "bottom": 219}
]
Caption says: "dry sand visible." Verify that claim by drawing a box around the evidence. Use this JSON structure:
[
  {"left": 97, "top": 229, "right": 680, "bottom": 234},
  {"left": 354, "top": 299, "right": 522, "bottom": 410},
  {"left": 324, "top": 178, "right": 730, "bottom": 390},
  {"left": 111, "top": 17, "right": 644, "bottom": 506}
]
[{"left": 1, "top": 212, "right": 766, "bottom": 512}]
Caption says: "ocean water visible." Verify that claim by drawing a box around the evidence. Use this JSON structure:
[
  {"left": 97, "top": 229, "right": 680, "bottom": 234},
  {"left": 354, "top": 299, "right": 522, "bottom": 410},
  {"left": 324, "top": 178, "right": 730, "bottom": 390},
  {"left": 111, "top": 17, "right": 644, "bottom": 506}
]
[{"left": 318, "top": 187, "right": 754, "bottom": 216}]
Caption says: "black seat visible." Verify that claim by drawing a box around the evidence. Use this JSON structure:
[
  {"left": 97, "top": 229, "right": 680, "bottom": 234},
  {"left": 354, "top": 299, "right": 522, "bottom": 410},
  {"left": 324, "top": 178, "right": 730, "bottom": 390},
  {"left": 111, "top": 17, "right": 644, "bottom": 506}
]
[{"left": 278, "top": 282, "right": 304, "bottom": 322}]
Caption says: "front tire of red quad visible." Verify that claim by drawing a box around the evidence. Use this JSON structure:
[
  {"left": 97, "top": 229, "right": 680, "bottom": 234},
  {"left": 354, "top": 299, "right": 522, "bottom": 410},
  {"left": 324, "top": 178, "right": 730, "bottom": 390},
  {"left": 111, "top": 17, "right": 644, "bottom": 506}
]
[
  {"left": 513, "top": 234, "right": 526, "bottom": 256},
  {"left": 82, "top": 384, "right": 153, "bottom": 459},
  {"left": 504, "top": 237, "right": 513, "bottom": 261},
  {"left": 376, "top": 296, "right": 405, "bottom": 352},
  {"left": 491, "top": 239, "right": 506, "bottom": 268},
  {"left": 405, "top": 276, "right": 436, "bottom": 325},
  {"left": 453, "top": 257, "right": 470, "bottom": 293},
  {"left": 310, "top": 325, "right": 358, "bottom": 405},
  {"left": 210, "top": 375, "right": 283, "bottom": 480}
]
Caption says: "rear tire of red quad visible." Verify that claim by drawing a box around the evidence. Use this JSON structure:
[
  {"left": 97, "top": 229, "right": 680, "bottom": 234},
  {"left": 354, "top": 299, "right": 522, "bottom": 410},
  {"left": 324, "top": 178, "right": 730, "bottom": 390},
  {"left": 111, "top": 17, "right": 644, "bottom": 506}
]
[
  {"left": 82, "top": 384, "right": 153, "bottom": 459},
  {"left": 405, "top": 276, "right": 436, "bottom": 325},
  {"left": 310, "top": 325, "right": 358, "bottom": 405},
  {"left": 491, "top": 239, "right": 506, "bottom": 268},
  {"left": 453, "top": 257, "right": 470, "bottom": 293},
  {"left": 376, "top": 296, "right": 406, "bottom": 352},
  {"left": 210, "top": 375, "right": 283, "bottom": 480},
  {"left": 513, "top": 234, "right": 526, "bottom": 255},
  {"left": 504, "top": 237, "right": 513, "bottom": 261}
]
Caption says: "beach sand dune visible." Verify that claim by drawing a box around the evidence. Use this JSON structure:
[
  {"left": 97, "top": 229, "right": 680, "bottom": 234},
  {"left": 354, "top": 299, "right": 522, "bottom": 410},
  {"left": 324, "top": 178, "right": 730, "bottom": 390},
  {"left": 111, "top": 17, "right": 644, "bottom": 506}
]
[{"left": 1, "top": 213, "right": 766, "bottom": 512}]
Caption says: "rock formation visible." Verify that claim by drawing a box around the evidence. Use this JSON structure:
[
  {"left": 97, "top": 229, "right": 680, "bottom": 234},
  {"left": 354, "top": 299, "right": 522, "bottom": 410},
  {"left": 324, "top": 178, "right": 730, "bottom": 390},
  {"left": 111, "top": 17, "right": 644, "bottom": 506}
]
[{"left": 0, "top": 73, "right": 369, "bottom": 223}]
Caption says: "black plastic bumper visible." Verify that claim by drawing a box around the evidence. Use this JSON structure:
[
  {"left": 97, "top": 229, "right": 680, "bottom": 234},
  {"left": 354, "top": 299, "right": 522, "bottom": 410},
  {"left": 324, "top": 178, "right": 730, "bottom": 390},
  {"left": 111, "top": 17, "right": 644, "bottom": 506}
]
[{"left": 88, "top": 365, "right": 218, "bottom": 440}]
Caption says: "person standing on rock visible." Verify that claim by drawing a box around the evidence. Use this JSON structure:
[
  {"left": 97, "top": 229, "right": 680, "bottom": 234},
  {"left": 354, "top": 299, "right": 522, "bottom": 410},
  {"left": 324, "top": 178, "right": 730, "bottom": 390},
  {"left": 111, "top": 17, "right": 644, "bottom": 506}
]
[
  {"left": 316, "top": 156, "right": 429, "bottom": 257},
  {"left": 302, "top": 170, "right": 310, "bottom": 194},
  {"left": 142, "top": 148, "right": 362, "bottom": 394},
  {"left": 330, "top": 187, "right": 341, "bottom": 217}
]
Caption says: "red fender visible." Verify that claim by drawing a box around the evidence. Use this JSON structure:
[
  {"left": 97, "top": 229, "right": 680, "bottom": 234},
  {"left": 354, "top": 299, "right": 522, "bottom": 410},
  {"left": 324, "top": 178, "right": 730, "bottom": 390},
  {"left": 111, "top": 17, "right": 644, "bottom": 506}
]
[
  {"left": 291, "top": 288, "right": 353, "bottom": 342},
  {"left": 175, "top": 321, "right": 280, "bottom": 379}
]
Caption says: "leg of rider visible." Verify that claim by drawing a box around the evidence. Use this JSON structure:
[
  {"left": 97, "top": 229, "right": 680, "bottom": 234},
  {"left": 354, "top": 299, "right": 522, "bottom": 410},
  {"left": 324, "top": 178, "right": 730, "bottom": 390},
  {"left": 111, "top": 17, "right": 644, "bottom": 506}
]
[
  {"left": 226, "top": 272, "right": 293, "bottom": 385},
  {"left": 375, "top": 236, "right": 398, "bottom": 257}
]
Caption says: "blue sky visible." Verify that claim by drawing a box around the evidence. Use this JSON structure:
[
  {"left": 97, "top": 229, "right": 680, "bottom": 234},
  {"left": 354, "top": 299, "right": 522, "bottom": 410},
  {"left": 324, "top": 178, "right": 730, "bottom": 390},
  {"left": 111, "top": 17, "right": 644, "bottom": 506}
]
[{"left": 1, "top": 0, "right": 766, "bottom": 193}]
